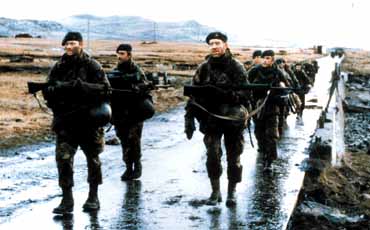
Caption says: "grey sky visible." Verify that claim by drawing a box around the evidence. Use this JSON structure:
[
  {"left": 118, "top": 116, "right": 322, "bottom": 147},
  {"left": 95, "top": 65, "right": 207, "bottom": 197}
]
[{"left": 1, "top": 0, "right": 369, "bottom": 49}]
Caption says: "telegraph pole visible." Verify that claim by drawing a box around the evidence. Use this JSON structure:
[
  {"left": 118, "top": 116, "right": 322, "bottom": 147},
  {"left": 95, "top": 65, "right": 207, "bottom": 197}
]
[
  {"left": 153, "top": 22, "right": 157, "bottom": 43},
  {"left": 87, "top": 19, "right": 90, "bottom": 53}
]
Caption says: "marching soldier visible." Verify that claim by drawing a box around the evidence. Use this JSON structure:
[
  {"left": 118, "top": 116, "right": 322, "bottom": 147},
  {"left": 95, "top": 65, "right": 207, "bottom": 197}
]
[
  {"left": 248, "top": 50, "right": 290, "bottom": 171},
  {"left": 109, "top": 44, "right": 154, "bottom": 181},
  {"left": 43, "top": 32, "right": 111, "bottom": 214},
  {"left": 293, "top": 62, "right": 312, "bottom": 118},
  {"left": 184, "top": 32, "right": 249, "bottom": 207}
]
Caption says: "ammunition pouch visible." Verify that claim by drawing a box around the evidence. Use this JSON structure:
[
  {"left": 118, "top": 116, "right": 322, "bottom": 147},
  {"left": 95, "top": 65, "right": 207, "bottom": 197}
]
[
  {"left": 218, "top": 104, "right": 248, "bottom": 125},
  {"left": 112, "top": 96, "right": 155, "bottom": 123}
]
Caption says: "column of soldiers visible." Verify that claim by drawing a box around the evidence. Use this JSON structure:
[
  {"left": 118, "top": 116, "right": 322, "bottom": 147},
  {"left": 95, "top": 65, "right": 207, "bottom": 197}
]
[
  {"left": 244, "top": 49, "right": 318, "bottom": 171},
  {"left": 40, "top": 31, "right": 319, "bottom": 214}
]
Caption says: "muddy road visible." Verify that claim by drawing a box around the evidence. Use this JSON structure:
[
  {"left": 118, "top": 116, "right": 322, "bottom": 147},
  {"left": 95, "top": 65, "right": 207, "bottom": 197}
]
[{"left": 0, "top": 56, "right": 337, "bottom": 230}]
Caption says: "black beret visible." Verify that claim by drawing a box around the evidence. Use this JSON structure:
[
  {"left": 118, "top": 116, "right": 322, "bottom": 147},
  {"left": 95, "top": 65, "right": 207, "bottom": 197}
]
[
  {"left": 252, "top": 50, "right": 262, "bottom": 58},
  {"left": 116, "top": 44, "right": 132, "bottom": 53},
  {"left": 262, "top": 50, "right": 275, "bottom": 57},
  {"left": 62, "top": 32, "right": 83, "bottom": 46},
  {"left": 206, "top": 31, "right": 227, "bottom": 44}
]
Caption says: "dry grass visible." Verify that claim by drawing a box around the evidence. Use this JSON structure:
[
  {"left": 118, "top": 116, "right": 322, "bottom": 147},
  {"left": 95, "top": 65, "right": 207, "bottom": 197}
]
[
  {"left": 341, "top": 50, "right": 370, "bottom": 75},
  {"left": 0, "top": 72, "right": 52, "bottom": 149},
  {"left": 318, "top": 152, "right": 370, "bottom": 215}
]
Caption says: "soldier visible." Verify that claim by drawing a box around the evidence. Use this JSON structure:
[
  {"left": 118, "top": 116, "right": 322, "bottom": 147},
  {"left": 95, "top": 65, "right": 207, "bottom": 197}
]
[
  {"left": 293, "top": 62, "right": 312, "bottom": 118},
  {"left": 275, "top": 58, "right": 299, "bottom": 135},
  {"left": 248, "top": 50, "right": 290, "bottom": 171},
  {"left": 303, "top": 62, "right": 316, "bottom": 85},
  {"left": 243, "top": 60, "right": 253, "bottom": 72},
  {"left": 184, "top": 32, "right": 249, "bottom": 207},
  {"left": 275, "top": 58, "right": 299, "bottom": 88},
  {"left": 252, "top": 50, "right": 263, "bottom": 66},
  {"left": 42, "top": 32, "right": 111, "bottom": 214},
  {"left": 109, "top": 44, "right": 154, "bottom": 181}
]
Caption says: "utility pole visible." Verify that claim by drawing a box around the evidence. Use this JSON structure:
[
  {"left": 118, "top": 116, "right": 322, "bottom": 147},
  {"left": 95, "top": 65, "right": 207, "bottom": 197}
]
[
  {"left": 153, "top": 22, "right": 157, "bottom": 43},
  {"left": 87, "top": 19, "right": 90, "bottom": 53}
]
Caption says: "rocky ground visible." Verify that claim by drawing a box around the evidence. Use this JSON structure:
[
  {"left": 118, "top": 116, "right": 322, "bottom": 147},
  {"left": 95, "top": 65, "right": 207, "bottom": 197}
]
[{"left": 288, "top": 51, "right": 370, "bottom": 229}]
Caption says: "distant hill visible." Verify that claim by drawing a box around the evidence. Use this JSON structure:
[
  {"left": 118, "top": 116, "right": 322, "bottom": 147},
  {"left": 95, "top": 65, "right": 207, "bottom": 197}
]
[
  {"left": 0, "top": 15, "right": 217, "bottom": 42},
  {"left": 0, "top": 17, "right": 66, "bottom": 38}
]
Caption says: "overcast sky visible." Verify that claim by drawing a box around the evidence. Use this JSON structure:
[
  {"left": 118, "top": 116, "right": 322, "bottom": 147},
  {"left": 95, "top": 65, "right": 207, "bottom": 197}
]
[{"left": 1, "top": 0, "right": 369, "bottom": 49}]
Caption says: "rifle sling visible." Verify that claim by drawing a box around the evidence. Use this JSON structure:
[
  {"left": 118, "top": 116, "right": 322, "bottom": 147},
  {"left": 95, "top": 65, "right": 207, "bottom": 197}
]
[{"left": 189, "top": 90, "right": 270, "bottom": 125}]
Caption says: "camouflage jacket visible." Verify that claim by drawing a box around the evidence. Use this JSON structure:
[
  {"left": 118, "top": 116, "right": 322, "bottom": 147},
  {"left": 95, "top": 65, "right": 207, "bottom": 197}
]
[
  {"left": 186, "top": 52, "right": 250, "bottom": 128},
  {"left": 192, "top": 52, "right": 249, "bottom": 106},
  {"left": 294, "top": 69, "right": 312, "bottom": 92},
  {"left": 110, "top": 60, "right": 152, "bottom": 124},
  {"left": 46, "top": 51, "right": 110, "bottom": 129},
  {"left": 248, "top": 64, "right": 290, "bottom": 116}
]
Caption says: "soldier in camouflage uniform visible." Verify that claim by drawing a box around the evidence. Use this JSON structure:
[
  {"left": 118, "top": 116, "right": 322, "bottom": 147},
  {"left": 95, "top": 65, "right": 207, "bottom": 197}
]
[
  {"left": 252, "top": 50, "right": 263, "bottom": 66},
  {"left": 275, "top": 58, "right": 299, "bottom": 136},
  {"left": 109, "top": 44, "right": 153, "bottom": 181},
  {"left": 303, "top": 62, "right": 317, "bottom": 85},
  {"left": 293, "top": 62, "right": 312, "bottom": 118},
  {"left": 43, "top": 32, "right": 111, "bottom": 214},
  {"left": 248, "top": 50, "right": 290, "bottom": 171},
  {"left": 184, "top": 32, "right": 249, "bottom": 207},
  {"left": 243, "top": 60, "right": 253, "bottom": 72}
]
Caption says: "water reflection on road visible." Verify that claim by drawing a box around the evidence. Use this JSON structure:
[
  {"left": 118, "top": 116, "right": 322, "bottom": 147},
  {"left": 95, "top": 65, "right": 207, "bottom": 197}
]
[{"left": 0, "top": 56, "right": 335, "bottom": 229}]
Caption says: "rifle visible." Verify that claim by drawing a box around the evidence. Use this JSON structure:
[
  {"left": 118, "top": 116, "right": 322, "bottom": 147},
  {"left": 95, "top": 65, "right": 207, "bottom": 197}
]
[
  {"left": 27, "top": 80, "right": 154, "bottom": 102},
  {"left": 107, "top": 70, "right": 174, "bottom": 89},
  {"left": 27, "top": 82, "right": 49, "bottom": 94},
  {"left": 183, "top": 83, "right": 295, "bottom": 98}
]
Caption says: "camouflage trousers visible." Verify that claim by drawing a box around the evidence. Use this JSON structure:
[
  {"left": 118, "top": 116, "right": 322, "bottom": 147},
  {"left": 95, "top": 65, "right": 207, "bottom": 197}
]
[
  {"left": 254, "top": 115, "right": 279, "bottom": 164},
  {"left": 203, "top": 127, "right": 244, "bottom": 183},
  {"left": 278, "top": 105, "right": 289, "bottom": 136},
  {"left": 115, "top": 122, "right": 143, "bottom": 165},
  {"left": 298, "top": 92, "right": 306, "bottom": 117},
  {"left": 55, "top": 127, "right": 105, "bottom": 188}
]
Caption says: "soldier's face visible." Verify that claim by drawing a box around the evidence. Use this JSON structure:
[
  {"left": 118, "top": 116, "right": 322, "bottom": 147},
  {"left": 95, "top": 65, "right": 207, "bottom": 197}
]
[
  {"left": 262, "top": 56, "right": 274, "bottom": 67},
  {"left": 296, "top": 65, "right": 302, "bottom": 71},
  {"left": 117, "top": 51, "right": 130, "bottom": 63},
  {"left": 253, "top": 56, "right": 262, "bottom": 64},
  {"left": 64, "top": 41, "right": 82, "bottom": 56},
  {"left": 208, "top": 39, "right": 227, "bottom": 57}
]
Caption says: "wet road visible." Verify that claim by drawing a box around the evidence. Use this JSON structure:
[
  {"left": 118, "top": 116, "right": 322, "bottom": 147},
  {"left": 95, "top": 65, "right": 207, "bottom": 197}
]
[{"left": 0, "top": 56, "right": 337, "bottom": 229}]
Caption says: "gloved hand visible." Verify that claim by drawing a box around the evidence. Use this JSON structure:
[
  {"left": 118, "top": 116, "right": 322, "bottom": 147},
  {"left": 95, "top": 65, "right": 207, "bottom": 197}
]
[
  {"left": 184, "top": 115, "right": 196, "bottom": 140},
  {"left": 41, "top": 85, "right": 56, "bottom": 104}
]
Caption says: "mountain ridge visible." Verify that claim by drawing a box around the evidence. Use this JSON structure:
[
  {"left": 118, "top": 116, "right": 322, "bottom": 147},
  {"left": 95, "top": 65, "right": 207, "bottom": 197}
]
[{"left": 0, "top": 15, "right": 217, "bottom": 42}]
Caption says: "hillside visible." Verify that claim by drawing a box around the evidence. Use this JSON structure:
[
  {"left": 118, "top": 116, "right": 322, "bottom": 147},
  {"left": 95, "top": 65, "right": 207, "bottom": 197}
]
[{"left": 0, "top": 15, "right": 216, "bottom": 42}]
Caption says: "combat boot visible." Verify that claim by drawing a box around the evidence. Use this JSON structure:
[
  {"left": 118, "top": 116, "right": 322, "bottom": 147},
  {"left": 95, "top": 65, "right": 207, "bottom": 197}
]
[
  {"left": 53, "top": 187, "right": 74, "bottom": 214},
  {"left": 226, "top": 181, "right": 237, "bottom": 207},
  {"left": 83, "top": 184, "right": 100, "bottom": 212},
  {"left": 121, "top": 162, "right": 134, "bottom": 181},
  {"left": 132, "top": 161, "right": 142, "bottom": 179},
  {"left": 206, "top": 179, "right": 222, "bottom": 205}
]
